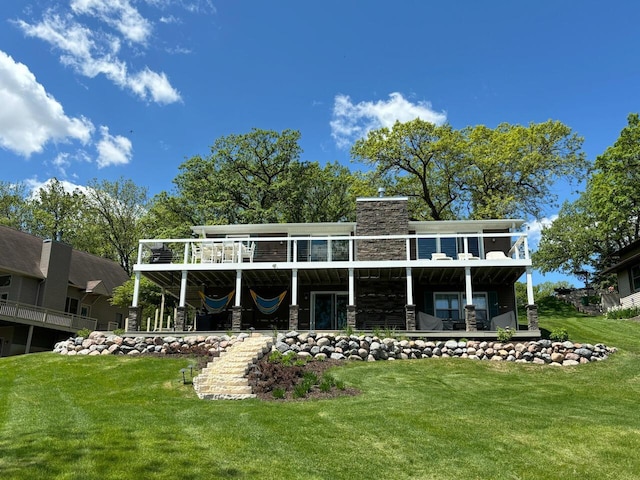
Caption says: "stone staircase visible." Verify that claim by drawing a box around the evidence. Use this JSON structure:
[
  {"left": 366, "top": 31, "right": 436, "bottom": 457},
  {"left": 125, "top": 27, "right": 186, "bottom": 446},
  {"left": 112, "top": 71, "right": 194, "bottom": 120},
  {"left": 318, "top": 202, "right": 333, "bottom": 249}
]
[{"left": 193, "top": 333, "right": 273, "bottom": 400}]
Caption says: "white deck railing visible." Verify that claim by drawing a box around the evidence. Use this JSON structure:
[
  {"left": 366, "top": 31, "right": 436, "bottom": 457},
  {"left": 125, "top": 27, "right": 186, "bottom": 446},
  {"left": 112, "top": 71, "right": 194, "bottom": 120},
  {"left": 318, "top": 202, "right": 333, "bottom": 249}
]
[
  {"left": 0, "top": 300, "right": 98, "bottom": 332},
  {"left": 136, "top": 232, "right": 530, "bottom": 266}
]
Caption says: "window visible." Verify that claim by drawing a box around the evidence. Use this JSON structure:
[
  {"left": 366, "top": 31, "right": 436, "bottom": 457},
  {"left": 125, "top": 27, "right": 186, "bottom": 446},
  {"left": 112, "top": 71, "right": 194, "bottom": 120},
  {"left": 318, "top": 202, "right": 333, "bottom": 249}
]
[
  {"left": 417, "top": 235, "right": 480, "bottom": 259},
  {"left": 65, "top": 297, "right": 79, "bottom": 314},
  {"left": 80, "top": 304, "right": 91, "bottom": 317},
  {"left": 632, "top": 265, "right": 640, "bottom": 292},
  {"left": 0, "top": 275, "right": 11, "bottom": 287},
  {"left": 0, "top": 293, "right": 7, "bottom": 303},
  {"left": 435, "top": 293, "right": 460, "bottom": 319},
  {"left": 295, "top": 237, "right": 349, "bottom": 262},
  {"left": 463, "top": 293, "right": 488, "bottom": 328}
]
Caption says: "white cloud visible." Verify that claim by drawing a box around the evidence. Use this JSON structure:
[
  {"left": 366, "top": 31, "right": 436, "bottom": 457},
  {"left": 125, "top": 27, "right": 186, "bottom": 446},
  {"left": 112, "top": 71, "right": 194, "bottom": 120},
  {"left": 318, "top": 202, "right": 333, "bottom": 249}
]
[
  {"left": 25, "top": 177, "right": 89, "bottom": 198},
  {"left": 330, "top": 92, "right": 447, "bottom": 148},
  {"left": 16, "top": 8, "right": 181, "bottom": 104},
  {"left": 524, "top": 216, "right": 557, "bottom": 250},
  {"left": 129, "top": 68, "right": 181, "bottom": 104},
  {"left": 70, "top": 0, "right": 152, "bottom": 44},
  {"left": 96, "top": 126, "right": 132, "bottom": 167},
  {"left": 0, "top": 50, "right": 94, "bottom": 157}
]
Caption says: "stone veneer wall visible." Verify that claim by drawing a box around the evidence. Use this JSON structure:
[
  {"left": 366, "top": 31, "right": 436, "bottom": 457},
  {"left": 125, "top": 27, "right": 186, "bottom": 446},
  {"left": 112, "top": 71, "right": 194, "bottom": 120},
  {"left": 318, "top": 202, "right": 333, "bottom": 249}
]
[
  {"left": 356, "top": 197, "right": 408, "bottom": 261},
  {"left": 356, "top": 279, "right": 406, "bottom": 329}
]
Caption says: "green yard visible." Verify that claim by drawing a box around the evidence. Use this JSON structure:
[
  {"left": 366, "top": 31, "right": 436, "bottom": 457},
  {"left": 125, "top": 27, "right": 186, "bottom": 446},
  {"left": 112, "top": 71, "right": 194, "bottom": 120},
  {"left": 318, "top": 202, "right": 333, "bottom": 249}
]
[{"left": 1, "top": 301, "right": 639, "bottom": 480}]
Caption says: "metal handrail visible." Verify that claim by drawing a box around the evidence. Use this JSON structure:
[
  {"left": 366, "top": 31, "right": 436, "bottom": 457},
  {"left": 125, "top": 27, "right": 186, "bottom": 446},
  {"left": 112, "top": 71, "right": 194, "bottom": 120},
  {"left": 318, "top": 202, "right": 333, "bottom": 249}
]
[{"left": 0, "top": 300, "right": 98, "bottom": 332}]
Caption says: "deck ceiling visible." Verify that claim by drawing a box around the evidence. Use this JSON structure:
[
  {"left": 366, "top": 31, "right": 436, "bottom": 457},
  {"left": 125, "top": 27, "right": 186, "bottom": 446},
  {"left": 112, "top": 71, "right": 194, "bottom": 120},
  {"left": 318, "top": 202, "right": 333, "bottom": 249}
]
[{"left": 142, "top": 264, "right": 525, "bottom": 308}]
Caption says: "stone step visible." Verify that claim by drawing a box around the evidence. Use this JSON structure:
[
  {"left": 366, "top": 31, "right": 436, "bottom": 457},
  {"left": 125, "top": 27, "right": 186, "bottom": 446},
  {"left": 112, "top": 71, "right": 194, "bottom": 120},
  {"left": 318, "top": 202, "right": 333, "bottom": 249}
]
[
  {"left": 193, "top": 334, "right": 273, "bottom": 401},
  {"left": 195, "top": 384, "right": 253, "bottom": 395}
]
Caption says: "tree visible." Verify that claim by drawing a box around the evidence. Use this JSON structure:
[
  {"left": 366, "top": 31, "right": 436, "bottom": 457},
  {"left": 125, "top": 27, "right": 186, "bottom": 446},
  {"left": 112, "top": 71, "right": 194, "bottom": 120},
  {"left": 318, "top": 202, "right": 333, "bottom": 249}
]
[
  {"left": 84, "top": 177, "right": 149, "bottom": 275},
  {"left": 351, "top": 118, "right": 586, "bottom": 220},
  {"left": 535, "top": 113, "right": 640, "bottom": 281},
  {"left": 25, "top": 178, "right": 88, "bottom": 244},
  {"left": 174, "top": 128, "right": 303, "bottom": 225},
  {"left": 163, "top": 128, "right": 369, "bottom": 228},
  {"left": 0, "top": 181, "right": 30, "bottom": 230}
]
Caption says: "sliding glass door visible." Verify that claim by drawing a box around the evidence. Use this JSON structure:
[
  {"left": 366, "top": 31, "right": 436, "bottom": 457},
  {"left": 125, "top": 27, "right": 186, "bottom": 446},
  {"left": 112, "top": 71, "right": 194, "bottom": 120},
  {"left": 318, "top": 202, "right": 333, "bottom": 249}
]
[{"left": 311, "top": 292, "right": 348, "bottom": 330}]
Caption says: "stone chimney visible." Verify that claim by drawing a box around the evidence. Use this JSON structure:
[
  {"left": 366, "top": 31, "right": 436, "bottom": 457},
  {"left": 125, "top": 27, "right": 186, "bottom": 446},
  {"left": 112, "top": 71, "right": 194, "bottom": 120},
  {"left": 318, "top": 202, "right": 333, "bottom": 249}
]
[{"left": 356, "top": 197, "right": 409, "bottom": 261}]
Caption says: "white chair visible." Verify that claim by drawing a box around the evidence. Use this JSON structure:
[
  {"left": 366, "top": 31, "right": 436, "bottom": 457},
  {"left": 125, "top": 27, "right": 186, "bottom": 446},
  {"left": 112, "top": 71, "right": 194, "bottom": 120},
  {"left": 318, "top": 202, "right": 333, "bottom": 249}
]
[
  {"left": 490, "top": 311, "right": 517, "bottom": 330},
  {"left": 486, "top": 251, "right": 509, "bottom": 260},
  {"left": 221, "top": 242, "right": 237, "bottom": 262},
  {"left": 418, "top": 312, "right": 444, "bottom": 330},
  {"left": 458, "top": 253, "right": 479, "bottom": 260},
  {"left": 431, "top": 252, "right": 453, "bottom": 260},
  {"left": 241, "top": 242, "right": 256, "bottom": 262}
]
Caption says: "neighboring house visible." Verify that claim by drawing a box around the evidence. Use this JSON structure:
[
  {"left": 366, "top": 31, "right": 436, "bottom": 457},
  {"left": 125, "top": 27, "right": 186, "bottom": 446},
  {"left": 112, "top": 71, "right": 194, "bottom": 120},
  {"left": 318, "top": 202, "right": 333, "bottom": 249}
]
[
  {"left": 602, "top": 238, "right": 640, "bottom": 309},
  {"left": 131, "top": 196, "right": 539, "bottom": 337},
  {"left": 0, "top": 226, "right": 130, "bottom": 356}
]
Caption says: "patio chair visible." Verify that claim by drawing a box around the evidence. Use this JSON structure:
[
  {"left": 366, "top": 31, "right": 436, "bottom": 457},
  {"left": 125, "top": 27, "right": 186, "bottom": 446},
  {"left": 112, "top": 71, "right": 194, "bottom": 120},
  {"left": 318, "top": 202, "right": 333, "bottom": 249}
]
[
  {"left": 486, "top": 251, "right": 509, "bottom": 260},
  {"left": 490, "top": 311, "right": 517, "bottom": 331},
  {"left": 431, "top": 252, "right": 453, "bottom": 260},
  {"left": 418, "top": 312, "right": 444, "bottom": 330}
]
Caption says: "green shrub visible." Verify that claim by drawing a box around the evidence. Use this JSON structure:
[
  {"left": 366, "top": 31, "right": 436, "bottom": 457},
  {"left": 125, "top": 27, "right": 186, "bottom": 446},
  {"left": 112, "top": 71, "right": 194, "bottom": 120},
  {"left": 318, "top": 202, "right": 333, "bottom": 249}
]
[
  {"left": 76, "top": 328, "right": 91, "bottom": 338},
  {"left": 271, "top": 387, "right": 286, "bottom": 399},
  {"left": 496, "top": 327, "right": 514, "bottom": 342},
  {"left": 606, "top": 306, "right": 640, "bottom": 320},
  {"left": 112, "top": 328, "right": 125, "bottom": 335},
  {"left": 549, "top": 327, "right": 569, "bottom": 342}
]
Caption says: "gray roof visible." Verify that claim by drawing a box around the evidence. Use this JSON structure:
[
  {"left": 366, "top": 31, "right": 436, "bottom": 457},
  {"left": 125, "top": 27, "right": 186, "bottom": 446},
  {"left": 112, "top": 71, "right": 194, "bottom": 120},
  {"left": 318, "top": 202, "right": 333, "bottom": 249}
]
[{"left": 0, "top": 225, "right": 129, "bottom": 295}]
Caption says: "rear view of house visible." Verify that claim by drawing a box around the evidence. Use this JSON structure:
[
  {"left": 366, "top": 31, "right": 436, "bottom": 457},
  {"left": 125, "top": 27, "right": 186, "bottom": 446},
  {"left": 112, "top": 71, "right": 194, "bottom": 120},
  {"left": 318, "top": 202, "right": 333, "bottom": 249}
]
[
  {"left": 131, "top": 196, "right": 539, "bottom": 336},
  {"left": 0, "top": 226, "right": 129, "bottom": 355}
]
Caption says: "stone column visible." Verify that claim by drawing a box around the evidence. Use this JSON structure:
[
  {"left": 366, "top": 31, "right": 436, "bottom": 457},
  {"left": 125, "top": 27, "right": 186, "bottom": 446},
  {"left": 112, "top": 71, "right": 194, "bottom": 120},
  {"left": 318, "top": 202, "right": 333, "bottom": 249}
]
[
  {"left": 526, "top": 304, "right": 539, "bottom": 331},
  {"left": 231, "top": 306, "right": 242, "bottom": 332},
  {"left": 405, "top": 304, "right": 416, "bottom": 331},
  {"left": 465, "top": 305, "right": 477, "bottom": 332},
  {"left": 127, "top": 306, "right": 143, "bottom": 332},
  {"left": 175, "top": 306, "right": 186, "bottom": 331},
  {"left": 289, "top": 305, "right": 299, "bottom": 332},
  {"left": 347, "top": 305, "right": 357, "bottom": 330}
]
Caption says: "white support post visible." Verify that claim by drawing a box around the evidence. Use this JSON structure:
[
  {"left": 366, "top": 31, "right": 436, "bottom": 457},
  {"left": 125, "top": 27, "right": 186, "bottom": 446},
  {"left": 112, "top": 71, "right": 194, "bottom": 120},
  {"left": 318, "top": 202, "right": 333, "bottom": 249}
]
[
  {"left": 132, "top": 271, "right": 141, "bottom": 307},
  {"left": 526, "top": 267, "right": 535, "bottom": 305},
  {"left": 183, "top": 242, "right": 190, "bottom": 264},
  {"left": 293, "top": 238, "right": 298, "bottom": 262},
  {"left": 406, "top": 238, "right": 411, "bottom": 261},
  {"left": 292, "top": 269, "right": 298, "bottom": 305},
  {"left": 348, "top": 268, "right": 355, "bottom": 305},
  {"left": 235, "top": 270, "right": 242, "bottom": 307},
  {"left": 406, "top": 267, "right": 413, "bottom": 305},
  {"left": 160, "top": 289, "right": 166, "bottom": 329},
  {"left": 179, "top": 270, "right": 188, "bottom": 307},
  {"left": 465, "top": 267, "right": 473, "bottom": 306}
]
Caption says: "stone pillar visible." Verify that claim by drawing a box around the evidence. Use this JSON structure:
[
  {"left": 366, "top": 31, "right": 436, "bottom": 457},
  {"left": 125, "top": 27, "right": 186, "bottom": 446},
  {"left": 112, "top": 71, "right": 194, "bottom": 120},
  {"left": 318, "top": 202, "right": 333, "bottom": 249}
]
[
  {"left": 347, "top": 305, "right": 356, "bottom": 330},
  {"left": 289, "top": 305, "right": 299, "bottom": 332},
  {"left": 526, "top": 304, "right": 539, "bottom": 331},
  {"left": 405, "top": 304, "right": 416, "bottom": 331},
  {"left": 465, "top": 305, "right": 477, "bottom": 332},
  {"left": 231, "top": 306, "right": 242, "bottom": 332},
  {"left": 127, "top": 306, "right": 143, "bottom": 332},
  {"left": 175, "top": 306, "right": 186, "bottom": 331}
]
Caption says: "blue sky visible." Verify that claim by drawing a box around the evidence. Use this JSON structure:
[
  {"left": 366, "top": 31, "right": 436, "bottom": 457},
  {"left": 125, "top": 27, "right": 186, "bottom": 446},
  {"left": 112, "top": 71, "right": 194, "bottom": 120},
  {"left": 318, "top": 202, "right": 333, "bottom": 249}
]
[{"left": 1, "top": 1, "right": 639, "bottom": 286}]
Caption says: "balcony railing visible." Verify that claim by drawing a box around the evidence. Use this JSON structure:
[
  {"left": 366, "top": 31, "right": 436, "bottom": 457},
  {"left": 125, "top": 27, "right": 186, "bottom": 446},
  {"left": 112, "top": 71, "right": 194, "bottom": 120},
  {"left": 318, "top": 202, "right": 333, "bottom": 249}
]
[
  {"left": 0, "top": 300, "right": 98, "bottom": 332},
  {"left": 137, "top": 232, "right": 530, "bottom": 266}
]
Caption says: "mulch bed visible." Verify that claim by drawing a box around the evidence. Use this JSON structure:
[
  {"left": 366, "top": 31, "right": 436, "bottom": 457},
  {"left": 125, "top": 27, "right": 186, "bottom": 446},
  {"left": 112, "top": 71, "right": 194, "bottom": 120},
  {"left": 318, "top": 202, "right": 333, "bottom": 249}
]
[{"left": 246, "top": 358, "right": 360, "bottom": 401}]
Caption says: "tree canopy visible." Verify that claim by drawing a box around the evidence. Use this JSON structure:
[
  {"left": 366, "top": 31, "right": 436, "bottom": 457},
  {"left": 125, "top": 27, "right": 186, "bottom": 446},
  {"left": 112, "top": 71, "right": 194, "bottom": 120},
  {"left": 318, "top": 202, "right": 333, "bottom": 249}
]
[
  {"left": 351, "top": 118, "right": 586, "bottom": 220},
  {"left": 535, "top": 113, "right": 640, "bottom": 281}
]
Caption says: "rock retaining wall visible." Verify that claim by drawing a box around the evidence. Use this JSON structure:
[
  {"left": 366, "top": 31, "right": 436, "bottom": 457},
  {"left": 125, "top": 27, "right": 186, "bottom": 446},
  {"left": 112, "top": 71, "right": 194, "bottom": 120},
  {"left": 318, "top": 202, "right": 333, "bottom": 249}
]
[{"left": 54, "top": 331, "right": 616, "bottom": 367}]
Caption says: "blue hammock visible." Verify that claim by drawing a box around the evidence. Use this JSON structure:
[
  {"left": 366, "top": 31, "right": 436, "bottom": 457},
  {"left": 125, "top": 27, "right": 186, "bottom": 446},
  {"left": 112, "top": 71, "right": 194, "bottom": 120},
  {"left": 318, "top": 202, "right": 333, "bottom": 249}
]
[
  {"left": 198, "top": 290, "right": 234, "bottom": 314},
  {"left": 250, "top": 289, "right": 287, "bottom": 315}
]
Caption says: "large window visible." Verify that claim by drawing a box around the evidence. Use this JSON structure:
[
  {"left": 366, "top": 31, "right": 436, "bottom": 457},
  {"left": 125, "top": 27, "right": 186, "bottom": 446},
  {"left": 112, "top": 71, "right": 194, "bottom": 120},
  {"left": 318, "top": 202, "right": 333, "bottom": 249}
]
[
  {"left": 417, "top": 235, "right": 480, "bottom": 259},
  {"left": 432, "top": 292, "right": 490, "bottom": 329},
  {"left": 0, "top": 275, "right": 11, "bottom": 287},
  {"left": 296, "top": 237, "right": 349, "bottom": 262},
  {"left": 65, "top": 297, "right": 79, "bottom": 314}
]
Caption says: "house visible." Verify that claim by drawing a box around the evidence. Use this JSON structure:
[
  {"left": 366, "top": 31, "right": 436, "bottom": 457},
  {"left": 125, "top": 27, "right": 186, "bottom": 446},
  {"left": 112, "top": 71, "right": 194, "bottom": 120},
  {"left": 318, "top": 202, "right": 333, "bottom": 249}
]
[
  {"left": 602, "top": 238, "right": 640, "bottom": 310},
  {"left": 130, "top": 196, "right": 539, "bottom": 337},
  {"left": 0, "top": 226, "right": 130, "bottom": 356}
]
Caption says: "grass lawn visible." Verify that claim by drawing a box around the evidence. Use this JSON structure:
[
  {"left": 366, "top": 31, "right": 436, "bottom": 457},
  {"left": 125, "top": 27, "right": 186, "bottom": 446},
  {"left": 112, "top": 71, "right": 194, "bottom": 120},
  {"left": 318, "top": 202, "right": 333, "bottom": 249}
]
[{"left": 1, "top": 300, "right": 640, "bottom": 480}]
